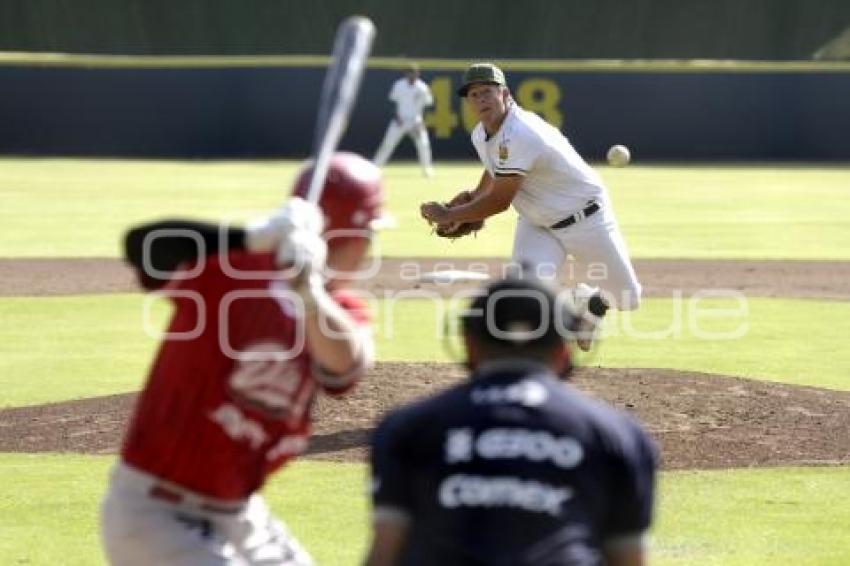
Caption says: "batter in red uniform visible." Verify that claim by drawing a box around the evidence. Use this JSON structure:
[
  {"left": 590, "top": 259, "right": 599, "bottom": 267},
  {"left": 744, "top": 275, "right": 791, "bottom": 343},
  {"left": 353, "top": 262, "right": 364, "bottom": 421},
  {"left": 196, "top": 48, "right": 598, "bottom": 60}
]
[{"left": 100, "top": 153, "right": 383, "bottom": 566}]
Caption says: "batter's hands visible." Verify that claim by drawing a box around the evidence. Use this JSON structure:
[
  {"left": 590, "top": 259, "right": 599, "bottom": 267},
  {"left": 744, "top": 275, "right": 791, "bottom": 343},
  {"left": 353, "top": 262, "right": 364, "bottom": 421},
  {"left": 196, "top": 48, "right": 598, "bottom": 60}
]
[
  {"left": 246, "top": 197, "right": 325, "bottom": 252},
  {"left": 273, "top": 199, "right": 328, "bottom": 309},
  {"left": 276, "top": 226, "right": 326, "bottom": 272},
  {"left": 275, "top": 200, "right": 326, "bottom": 272},
  {"left": 278, "top": 228, "right": 328, "bottom": 311}
]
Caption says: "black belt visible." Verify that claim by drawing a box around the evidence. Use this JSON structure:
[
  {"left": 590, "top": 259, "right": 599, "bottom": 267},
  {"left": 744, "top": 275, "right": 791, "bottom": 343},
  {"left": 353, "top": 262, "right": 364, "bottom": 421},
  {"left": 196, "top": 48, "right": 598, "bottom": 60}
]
[{"left": 550, "top": 201, "right": 600, "bottom": 230}]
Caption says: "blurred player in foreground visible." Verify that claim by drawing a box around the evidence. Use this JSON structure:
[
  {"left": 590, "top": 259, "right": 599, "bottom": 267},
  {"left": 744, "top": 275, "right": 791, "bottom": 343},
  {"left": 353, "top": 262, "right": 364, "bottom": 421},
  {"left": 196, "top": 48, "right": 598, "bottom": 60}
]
[
  {"left": 365, "top": 274, "right": 658, "bottom": 566},
  {"left": 373, "top": 63, "right": 435, "bottom": 177},
  {"left": 101, "top": 153, "right": 383, "bottom": 566},
  {"left": 420, "top": 62, "right": 641, "bottom": 351}
]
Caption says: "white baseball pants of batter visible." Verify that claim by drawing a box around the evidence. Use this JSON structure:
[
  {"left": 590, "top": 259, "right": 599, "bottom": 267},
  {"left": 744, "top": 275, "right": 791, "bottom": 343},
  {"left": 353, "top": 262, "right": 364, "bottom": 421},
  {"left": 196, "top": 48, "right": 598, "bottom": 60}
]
[
  {"left": 511, "top": 209, "right": 642, "bottom": 311},
  {"left": 372, "top": 119, "right": 433, "bottom": 177},
  {"left": 101, "top": 463, "right": 314, "bottom": 566}
]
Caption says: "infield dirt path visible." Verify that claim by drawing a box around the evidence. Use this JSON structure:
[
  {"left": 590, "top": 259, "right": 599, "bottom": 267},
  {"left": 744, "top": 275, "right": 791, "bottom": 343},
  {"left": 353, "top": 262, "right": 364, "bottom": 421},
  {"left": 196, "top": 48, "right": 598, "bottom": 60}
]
[{"left": 2, "top": 257, "right": 849, "bottom": 299}]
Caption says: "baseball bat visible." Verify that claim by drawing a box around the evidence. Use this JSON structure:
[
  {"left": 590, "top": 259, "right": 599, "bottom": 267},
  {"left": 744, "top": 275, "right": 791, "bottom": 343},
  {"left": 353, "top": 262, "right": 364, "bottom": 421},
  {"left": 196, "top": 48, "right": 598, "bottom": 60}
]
[{"left": 304, "top": 15, "right": 376, "bottom": 203}]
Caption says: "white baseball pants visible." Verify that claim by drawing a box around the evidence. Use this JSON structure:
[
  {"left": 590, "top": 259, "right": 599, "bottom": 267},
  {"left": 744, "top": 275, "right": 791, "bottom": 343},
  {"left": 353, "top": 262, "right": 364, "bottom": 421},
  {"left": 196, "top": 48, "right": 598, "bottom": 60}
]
[
  {"left": 101, "top": 463, "right": 314, "bottom": 566},
  {"left": 373, "top": 119, "right": 433, "bottom": 176},
  {"left": 511, "top": 210, "right": 641, "bottom": 311}
]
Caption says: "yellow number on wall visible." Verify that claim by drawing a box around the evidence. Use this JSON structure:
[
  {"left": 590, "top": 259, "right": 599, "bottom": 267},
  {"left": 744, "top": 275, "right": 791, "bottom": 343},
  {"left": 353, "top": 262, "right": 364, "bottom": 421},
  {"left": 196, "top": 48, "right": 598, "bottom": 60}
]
[
  {"left": 424, "top": 76, "right": 565, "bottom": 137},
  {"left": 424, "top": 77, "right": 459, "bottom": 139},
  {"left": 516, "top": 79, "right": 564, "bottom": 128}
]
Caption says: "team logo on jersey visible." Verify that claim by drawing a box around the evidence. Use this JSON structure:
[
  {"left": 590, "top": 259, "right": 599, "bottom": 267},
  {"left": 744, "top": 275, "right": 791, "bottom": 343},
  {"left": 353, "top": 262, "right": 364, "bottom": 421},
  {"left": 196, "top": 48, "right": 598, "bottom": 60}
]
[{"left": 498, "top": 143, "right": 509, "bottom": 162}]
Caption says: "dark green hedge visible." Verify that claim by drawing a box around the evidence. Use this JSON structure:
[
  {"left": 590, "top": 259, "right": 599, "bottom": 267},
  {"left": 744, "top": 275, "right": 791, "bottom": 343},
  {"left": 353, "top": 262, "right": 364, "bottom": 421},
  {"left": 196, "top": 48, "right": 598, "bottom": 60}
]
[{"left": 1, "top": 0, "right": 848, "bottom": 60}]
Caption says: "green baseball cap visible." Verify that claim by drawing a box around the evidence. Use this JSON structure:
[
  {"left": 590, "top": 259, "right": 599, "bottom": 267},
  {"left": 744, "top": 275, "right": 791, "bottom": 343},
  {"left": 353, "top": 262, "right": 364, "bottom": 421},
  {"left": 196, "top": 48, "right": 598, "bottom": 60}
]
[{"left": 457, "top": 63, "right": 507, "bottom": 96}]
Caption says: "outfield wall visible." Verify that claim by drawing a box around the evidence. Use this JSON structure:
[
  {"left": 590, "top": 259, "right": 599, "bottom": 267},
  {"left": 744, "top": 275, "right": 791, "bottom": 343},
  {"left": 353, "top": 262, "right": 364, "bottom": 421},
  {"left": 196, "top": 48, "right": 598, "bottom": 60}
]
[{"left": 1, "top": 57, "right": 849, "bottom": 160}]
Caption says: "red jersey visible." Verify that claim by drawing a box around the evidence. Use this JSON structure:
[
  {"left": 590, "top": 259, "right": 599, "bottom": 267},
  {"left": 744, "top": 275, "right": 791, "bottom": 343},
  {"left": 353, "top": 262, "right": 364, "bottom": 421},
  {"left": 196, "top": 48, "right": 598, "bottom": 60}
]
[{"left": 122, "top": 251, "right": 369, "bottom": 500}]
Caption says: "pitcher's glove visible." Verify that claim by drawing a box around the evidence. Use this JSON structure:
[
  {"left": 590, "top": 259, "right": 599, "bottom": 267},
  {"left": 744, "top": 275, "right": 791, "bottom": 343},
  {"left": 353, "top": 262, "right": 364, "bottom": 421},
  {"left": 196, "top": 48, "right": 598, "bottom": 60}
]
[{"left": 429, "top": 190, "right": 485, "bottom": 240}]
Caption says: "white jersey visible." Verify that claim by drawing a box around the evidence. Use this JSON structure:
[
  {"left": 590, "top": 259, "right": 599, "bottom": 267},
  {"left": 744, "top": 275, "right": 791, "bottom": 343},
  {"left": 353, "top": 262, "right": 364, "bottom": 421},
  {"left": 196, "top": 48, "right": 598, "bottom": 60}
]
[
  {"left": 471, "top": 103, "right": 607, "bottom": 227},
  {"left": 389, "top": 78, "right": 433, "bottom": 126}
]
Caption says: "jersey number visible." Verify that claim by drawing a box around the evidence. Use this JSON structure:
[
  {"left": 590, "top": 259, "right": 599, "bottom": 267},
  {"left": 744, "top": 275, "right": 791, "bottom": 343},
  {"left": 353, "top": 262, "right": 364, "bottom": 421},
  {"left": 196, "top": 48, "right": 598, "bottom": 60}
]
[{"left": 227, "top": 342, "right": 313, "bottom": 422}]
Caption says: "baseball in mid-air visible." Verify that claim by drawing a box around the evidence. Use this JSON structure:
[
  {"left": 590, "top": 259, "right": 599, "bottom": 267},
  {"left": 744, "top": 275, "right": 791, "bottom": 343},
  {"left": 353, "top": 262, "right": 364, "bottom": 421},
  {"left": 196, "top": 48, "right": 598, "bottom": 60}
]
[{"left": 607, "top": 144, "right": 631, "bottom": 167}]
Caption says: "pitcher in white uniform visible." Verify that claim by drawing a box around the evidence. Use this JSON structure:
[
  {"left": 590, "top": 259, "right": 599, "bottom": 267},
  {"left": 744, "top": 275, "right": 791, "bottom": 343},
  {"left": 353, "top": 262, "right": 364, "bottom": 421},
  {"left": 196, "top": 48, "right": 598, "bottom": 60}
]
[
  {"left": 373, "top": 63, "right": 435, "bottom": 177},
  {"left": 420, "top": 63, "right": 641, "bottom": 351}
]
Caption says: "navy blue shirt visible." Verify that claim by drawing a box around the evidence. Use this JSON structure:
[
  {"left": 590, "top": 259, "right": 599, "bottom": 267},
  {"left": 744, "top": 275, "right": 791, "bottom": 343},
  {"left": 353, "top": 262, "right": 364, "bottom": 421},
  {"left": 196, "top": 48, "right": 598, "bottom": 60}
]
[{"left": 370, "top": 360, "right": 658, "bottom": 566}]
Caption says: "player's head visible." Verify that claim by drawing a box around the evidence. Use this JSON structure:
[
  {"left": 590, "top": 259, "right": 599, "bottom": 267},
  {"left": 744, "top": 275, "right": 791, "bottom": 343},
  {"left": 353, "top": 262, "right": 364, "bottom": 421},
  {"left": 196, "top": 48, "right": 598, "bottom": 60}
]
[
  {"left": 458, "top": 63, "right": 511, "bottom": 125},
  {"left": 458, "top": 62, "right": 507, "bottom": 96},
  {"left": 460, "top": 274, "right": 576, "bottom": 378},
  {"left": 292, "top": 152, "right": 384, "bottom": 283},
  {"left": 404, "top": 62, "right": 420, "bottom": 82}
]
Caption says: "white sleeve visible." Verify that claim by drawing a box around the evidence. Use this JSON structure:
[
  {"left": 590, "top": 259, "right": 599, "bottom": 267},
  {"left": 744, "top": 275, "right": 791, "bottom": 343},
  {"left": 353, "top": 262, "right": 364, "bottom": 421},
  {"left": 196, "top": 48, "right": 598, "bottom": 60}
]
[
  {"left": 421, "top": 82, "right": 434, "bottom": 107},
  {"left": 311, "top": 326, "right": 374, "bottom": 392}
]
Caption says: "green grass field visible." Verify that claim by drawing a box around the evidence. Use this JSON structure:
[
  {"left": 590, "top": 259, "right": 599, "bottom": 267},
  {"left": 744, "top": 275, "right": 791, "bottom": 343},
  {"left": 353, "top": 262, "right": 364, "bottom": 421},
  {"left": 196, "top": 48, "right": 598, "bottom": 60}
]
[
  {"left": 2, "top": 159, "right": 849, "bottom": 258},
  {"left": 2, "top": 293, "right": 849, "bottom": 408},
  {"left": 1, "top": 455, "right": 848, "bottom": 566},
  {"left": 1, "top": 160, "right": 848, "bottom": 565}
]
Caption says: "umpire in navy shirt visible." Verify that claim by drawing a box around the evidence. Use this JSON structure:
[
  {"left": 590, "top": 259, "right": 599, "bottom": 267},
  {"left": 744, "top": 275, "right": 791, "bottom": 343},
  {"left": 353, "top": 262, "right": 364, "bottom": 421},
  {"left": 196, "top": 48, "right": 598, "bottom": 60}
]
[{"left": 365, "top": 275, "right": 658, "bottom": 566}]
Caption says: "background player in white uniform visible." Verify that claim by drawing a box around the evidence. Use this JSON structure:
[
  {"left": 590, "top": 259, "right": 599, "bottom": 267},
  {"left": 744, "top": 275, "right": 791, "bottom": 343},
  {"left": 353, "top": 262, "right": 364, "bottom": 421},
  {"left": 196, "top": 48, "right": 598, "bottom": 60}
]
[
  {"left": 373, "top": 63, "right": 435, "bottom": 177},
  {"left": 420, "top": 63, "right": 641, "bottom": 350}
]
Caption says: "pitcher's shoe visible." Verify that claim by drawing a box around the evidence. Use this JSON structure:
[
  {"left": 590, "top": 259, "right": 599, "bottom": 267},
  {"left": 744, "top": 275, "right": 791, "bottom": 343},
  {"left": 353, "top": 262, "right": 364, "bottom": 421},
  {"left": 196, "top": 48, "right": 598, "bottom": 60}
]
[
  {"left": 575, "top": 314, "right": 600, "bottom": 352},
  {"left": 572, "top": 283, "right": 603, "bottom": 352}
]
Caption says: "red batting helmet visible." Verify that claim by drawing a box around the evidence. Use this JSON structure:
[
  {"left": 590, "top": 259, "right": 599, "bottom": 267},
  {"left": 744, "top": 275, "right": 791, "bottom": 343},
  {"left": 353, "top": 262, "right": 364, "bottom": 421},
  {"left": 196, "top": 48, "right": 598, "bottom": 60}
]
[{"left": 292, "top": 152, "right": 384, "bottom": 247}]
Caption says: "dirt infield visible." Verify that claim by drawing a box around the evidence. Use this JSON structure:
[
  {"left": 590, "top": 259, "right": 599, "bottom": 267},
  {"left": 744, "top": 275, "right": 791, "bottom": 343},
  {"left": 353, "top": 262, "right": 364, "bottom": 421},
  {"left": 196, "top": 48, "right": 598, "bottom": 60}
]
[
  {"left": 1, "top": 257, "right": 848, "bottom": 471},
  {"left": 2, "top": 257, "right": 850, "bottom": 299},
  {"left": 1, "top": 364, "right": 849, "bottom": 470}
]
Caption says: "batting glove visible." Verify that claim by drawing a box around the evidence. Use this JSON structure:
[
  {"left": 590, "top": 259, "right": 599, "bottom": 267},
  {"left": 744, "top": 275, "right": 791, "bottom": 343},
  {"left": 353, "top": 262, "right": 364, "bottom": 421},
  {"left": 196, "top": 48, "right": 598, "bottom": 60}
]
[
  {"left": 276, "top": 224, "right": 329, "bottom": 311},
  {"left": 245, "top": 197, "right": 325, "bottom": 252}
]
